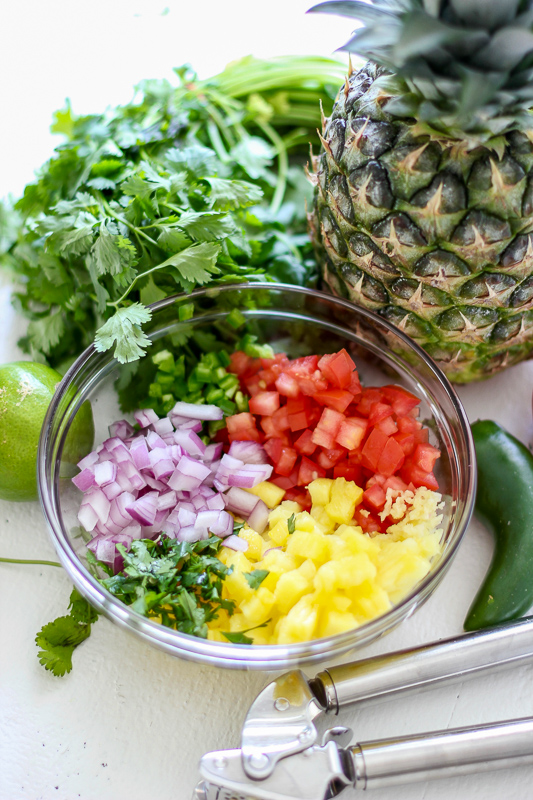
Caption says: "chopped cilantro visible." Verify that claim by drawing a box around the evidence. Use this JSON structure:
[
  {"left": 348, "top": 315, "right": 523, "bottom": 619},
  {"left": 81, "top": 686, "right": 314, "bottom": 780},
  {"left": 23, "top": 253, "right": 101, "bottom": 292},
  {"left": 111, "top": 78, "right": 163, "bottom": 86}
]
[
  {"left": 221, "top": 619, "right": 271, "bottom": 645},
  {"left": 244, "top": 569, "right": 270, "bottom": 590},
  {"left": 35, "top": 589, "right": 99, "bottom": 677},
  {"left": 287, "top": 514, "right": 296, "bottom": 535}
]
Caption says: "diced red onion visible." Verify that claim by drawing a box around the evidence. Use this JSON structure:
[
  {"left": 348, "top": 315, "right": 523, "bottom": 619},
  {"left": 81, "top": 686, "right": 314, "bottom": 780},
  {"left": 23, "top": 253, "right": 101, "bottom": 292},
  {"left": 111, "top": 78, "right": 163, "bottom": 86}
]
[
  {"left": 224, "top": 487, "right": 260, "bottom": 516},
  {"left": 228, "top": 440, "right": 268, "bottom": 465},
  {"left": 130, "top": 437, "right": 151, "bottom": 470},
  {"left": 94, "top": 460, "right": 117, "bottom": 487},
  {"left": 203, "top": 443, "right": 223, "bottom": 463},
  {"left": 72, "top": 468, "right": 96, "bottom": 492},
  {"left": 223, "top": 534, "right": 249, "bottom": 552},
  {"left": 144, "top": 475, "right": 168, "bottom": 492},
  {"left": 157, "top": 490, "right": 177, "bottom": 511},
  {"left": 125, "top": 492, "right": 158, "bottom": 526},
  {"left": 82, "top": 488, "right": 111, "bottom": 525},
  {"left": 108, "top": 419, "right": 135, "bottom": 440},
  {"left": 178, "top": 525, "right": 204, "bottom": 542},
  {"left": 77, "top": 451, "right": 99, "bottom": 471},
  {"left": 146, "top": 430, "right": 167, "bottom": 450},
  {"left": 101, "top": 481, "right": 123, "bottom": 501},
  {"left": 206, "top": 493, "right": 226, "bottom": 511},
  {"left": 134, "top": 408, "right": 159, "bottom": 428},
  {"left": 169, "top": 401, "right": 223, "bottom": 421},
  {"left": 177, "top": 506, "right": 196, "bottom": 527},
  {"left": 247, "top": 499, "right": 269, "bottom": 534},
  {"left": 78, "top": 502, "right": 99, "bottom": 532},
  {"left": 152, "top": 417, "right": 174, "bottom": 436},
  {"left": 173, "top": 429, "right": 206, "bottom": 457}
]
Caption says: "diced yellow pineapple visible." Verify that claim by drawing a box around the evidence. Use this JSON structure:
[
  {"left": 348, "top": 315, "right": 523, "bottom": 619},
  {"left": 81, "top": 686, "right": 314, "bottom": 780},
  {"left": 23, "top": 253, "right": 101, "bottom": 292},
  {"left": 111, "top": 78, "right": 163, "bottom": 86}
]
[
  {"left": 286, "top": 530, "right": 329, "bottom": 564},
  {"left": 325, "top": 478, "right": 364, "bottom": 523},
  {"left": 350, "top": 582, "right": 391, "bottom": 621},
  {"left": 314, "top": 554, "right": 376, "bottom": 596},
  {"left": 258, "top": 549, "right": 299, "bottom": 592},
  {"left": 238, "top": 527, "right": 265, "bottom": 560},
  {"left": 207, "top": 608, "right": 232, "bottom": 630},
  {"left": 319, "top": 609, "right": 358, "bottom": 638},
  {"left": 268, "top": 519, "right": 290, "bottom": 546},
  {"left": 274, "top": 568, "right": 314, "bottom": 614},
  {"left": 326, "top": 533, "right": 353, "bottom": 561},
  {"left": 240, "top": 586, "right": 276, "bottom": 625},
  {"left": 330, "top": 593, "right": 352, "bottom": 612},
  {"left": 276, "top": 596, "right": 318, "bottom": 644},
  {"left": 336, "top": 524, "right": 379, "bottom": 557},
  {"left": 246, "top": 481, "right": 286, "bottom": 509},
  {"left": 207, "top": 629, "right": 228, "bottom": 642},
  {"left": 298, "top": 559, "right": 317, "bottom": 582},
  {"left": 294, "top": 511, "right": 315, "bottom": 532},
  {"left": 308, "top": 478, "right": 334, "bottom": 506},
  {"left": 268, "top": 501, "right": 302, "bottom": 528}
]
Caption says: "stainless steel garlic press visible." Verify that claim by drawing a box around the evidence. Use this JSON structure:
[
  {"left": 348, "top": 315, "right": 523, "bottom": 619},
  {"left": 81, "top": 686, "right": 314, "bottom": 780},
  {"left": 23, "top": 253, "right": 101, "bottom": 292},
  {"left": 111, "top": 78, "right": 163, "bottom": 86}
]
[{"left": 193, "top": 615, "right": 533, "bottom": 799}]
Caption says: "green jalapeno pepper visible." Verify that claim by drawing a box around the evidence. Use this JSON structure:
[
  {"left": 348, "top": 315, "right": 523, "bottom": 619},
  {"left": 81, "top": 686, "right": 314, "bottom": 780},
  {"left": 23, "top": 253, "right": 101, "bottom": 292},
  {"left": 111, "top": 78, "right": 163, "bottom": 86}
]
[{"left": 464, "top": 419, "right": 533, "bottom": 631}]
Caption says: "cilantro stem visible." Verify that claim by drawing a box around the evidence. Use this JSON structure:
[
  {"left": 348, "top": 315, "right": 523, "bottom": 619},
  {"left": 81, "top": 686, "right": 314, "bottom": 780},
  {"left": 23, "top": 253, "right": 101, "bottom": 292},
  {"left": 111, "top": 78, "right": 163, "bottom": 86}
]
[
  {"left": 0, "top": 557, "right": 62, "bottom": 567},
  {"left": 107, "top": 260, "right": 170, "bottom": 308},
  {"left": 98, "top": 195, "right": 160, "bottom": 248},
  {"left": 255, "top": 120, "right": 288, "bottom": 215}
]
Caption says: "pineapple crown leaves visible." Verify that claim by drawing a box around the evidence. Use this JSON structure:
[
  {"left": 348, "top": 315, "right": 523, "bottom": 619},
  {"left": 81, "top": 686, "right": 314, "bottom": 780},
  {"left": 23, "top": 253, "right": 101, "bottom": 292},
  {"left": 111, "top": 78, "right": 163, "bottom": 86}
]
[{"left": 308, "top": 0, "right": 533, "bottom": 139}]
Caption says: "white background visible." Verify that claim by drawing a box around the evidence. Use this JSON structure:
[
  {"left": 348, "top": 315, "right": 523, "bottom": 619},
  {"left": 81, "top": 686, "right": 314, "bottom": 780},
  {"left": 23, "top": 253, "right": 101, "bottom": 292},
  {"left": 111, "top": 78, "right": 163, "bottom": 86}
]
[{"left": 1, "top": 3, "right": 533, "bottom": 800}]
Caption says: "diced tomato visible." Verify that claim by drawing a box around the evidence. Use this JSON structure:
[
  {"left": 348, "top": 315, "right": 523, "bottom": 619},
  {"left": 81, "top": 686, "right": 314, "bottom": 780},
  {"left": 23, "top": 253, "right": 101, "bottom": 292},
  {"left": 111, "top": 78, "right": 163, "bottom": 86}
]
[
  {"left": 318, "top": 349, "right": 356, "bottom": 389},
  {"left": 275, "top": 447, "right": 299, "bottom": 477},
  {"left": 285, "top": 396, "right": 311, "bottom": 432},
  {"left": 366, "top": 473, "right": 386, "bottom": 487},
  {"left": 311, "top": 427, "right": 336, "bottom": 449},
  {"left": 347, "top": 371, "right": 362, "bottom": 398},
  {"left": 275, "top": 372, "right": 300, "bottom": 397},
  {"left": 229, "top": 351, "right": 252, "bottom": 377},
  {"left": 256, "top": 367, "right": 281, "bottom": 388},
  {"left": 383, "top": 475, "right": 409, "bottom": 493},
  {"left": 287, "top": 355, "right": 319, "bottom": 377},
  {"left": 413, "top": 443, "right": 440, "bottom": 472},
  {"left": 360, "top": 428, "right": 389, "bottom": 472},
  {"left": 397, "top": 415, "right": 422, "bottom": 434},
  {"left": 284, "top": 487, "right": 312, "bottom": 510},
  {"left": 354, "top": 506, "right": 383, "bottom": 534},
  {"left": 317, "top": 447, "right": 345, "bottom": 470},
  {"left": 260, "top": 353, "right": 289, "bottom": 369},
  {"left": 298, "top": 456, "right": 326, "bottom": 486},
  {"left": 413, "top": 428, "right": 429, "bottom": 445},
  {"left": 249, "top": 391, "right": 280, "bottom": 416},
  {"left": 333, "top": 462, "right": 363, "bottom": 484},
  {"left": 401, "top": 463, "right": 439, "bottom": 491},
  {"left": 316, "top": 407, "right": 345, "bottom": 436},
  {"left": 363, "top": 483, "right": 386, "bottom": 511},
  {"left": 375, "top": 415, "right": 398, "bottom": 436},
  {"left": 244, "top": 374, "right": 264, "bottom": 396},
  {"left": 335, "top": 417, "right": 368, "bottom": 450},
  {"left": 313, "top": 389, "right": 354, "bottom": 413},
  {"left": 260, "top": 416, "right": 277, "bottom": 438},
  {"left": 376, "top": 436, "right": 405, "bottom": 477},
  {"left": 270, "top": 468, "right": 299, "bottom": 490},
  {"left": 271, "top": 406, "right": 291, "bottom": 432},
  {"left": 297, "top": 374, "right": 329, "bottom": 396},
  {"left": 294, "top": 429, "right": 317, "bottom": 456},
  {"left": 263, "top": 437, "right": 283, "bottom": 464},
  {"left": 226, "top": 412, "right": 261, "bottom": 442},
  {"left": 356, "top": 387, "right": 384, "bottom": 417},
  {"left": 368, "top": 401, "right": 394, "bottom": 427},
  {"left": 380, "top": 385, "right": 420, "bottom": 416},
  {"left": 393, "top": 431, "right": 415, "bottom": 456}
]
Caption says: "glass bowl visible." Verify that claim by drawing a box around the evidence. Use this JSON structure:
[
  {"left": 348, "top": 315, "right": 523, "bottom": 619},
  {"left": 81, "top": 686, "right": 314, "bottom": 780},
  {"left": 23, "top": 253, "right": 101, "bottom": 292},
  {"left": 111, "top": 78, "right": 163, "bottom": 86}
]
[{"left": 38, "top": 283, "right": 476, "bottom": 670}]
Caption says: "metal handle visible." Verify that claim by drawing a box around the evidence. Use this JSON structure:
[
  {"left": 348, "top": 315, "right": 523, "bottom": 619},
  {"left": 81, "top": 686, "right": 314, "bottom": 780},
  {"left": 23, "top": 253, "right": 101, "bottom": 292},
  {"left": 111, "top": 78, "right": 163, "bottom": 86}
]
[
  {"left": 313, "top": 616, "right": 533, "bottom": 714},
  {"left": 351, "top": 717, "right": 533, "bottom": 789}
]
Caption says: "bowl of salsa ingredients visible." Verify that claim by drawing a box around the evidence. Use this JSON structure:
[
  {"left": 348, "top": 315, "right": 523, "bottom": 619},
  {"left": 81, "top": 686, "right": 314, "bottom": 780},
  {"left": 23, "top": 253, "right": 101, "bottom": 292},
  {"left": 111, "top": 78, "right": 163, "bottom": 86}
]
[{"left": 38, "top": 284, "right": 475, "bottom": 669}]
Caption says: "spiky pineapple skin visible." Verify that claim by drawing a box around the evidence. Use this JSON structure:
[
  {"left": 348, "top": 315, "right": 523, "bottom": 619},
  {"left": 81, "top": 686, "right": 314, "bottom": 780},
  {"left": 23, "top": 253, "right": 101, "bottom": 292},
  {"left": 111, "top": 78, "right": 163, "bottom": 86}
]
[{"left": 309, "top": 63, "right": 533, "bottom": 383}]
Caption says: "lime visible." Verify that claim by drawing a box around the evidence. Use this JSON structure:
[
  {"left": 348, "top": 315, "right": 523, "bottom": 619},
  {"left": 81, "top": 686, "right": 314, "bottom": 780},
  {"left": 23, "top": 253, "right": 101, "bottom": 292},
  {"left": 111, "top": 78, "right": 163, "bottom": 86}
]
[{"left": 0, "top": 362, "right": 94, "bottom": 502}]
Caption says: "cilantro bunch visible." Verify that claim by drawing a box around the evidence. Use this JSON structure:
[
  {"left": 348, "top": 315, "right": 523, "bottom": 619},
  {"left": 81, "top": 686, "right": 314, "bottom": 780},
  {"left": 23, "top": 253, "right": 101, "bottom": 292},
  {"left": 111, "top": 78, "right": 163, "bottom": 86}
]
[{"left": 2, "top": 56, "right": 344, "bottom": 371}]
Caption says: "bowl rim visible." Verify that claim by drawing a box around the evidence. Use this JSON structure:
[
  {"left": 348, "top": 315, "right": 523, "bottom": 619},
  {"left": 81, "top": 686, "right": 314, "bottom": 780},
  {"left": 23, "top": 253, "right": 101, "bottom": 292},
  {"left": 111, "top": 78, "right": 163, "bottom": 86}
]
[{"left": 38, "top": 282, "right": 477, "bottom": 668}]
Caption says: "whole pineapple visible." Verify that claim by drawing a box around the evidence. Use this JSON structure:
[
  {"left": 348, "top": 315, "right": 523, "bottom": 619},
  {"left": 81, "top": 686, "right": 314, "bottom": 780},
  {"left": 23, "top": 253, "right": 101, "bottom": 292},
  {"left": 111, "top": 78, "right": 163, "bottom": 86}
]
[{"left": 308, "top": 0, "right": 533, "bottom": 382}]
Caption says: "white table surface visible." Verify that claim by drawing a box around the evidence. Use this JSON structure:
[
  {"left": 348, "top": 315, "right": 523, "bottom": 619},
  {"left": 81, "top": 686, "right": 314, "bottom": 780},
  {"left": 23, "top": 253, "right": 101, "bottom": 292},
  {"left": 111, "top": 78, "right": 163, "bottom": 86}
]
[{"left": 2, "top": 3, "right": 533, "bottom": 799}]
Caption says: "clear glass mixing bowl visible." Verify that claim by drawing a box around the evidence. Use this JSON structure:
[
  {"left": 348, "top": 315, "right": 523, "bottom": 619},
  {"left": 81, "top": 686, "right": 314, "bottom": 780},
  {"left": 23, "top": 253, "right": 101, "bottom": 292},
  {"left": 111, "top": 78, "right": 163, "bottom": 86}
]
[{"left": 38, "top": 283, "right": 476, "bottom": 669}]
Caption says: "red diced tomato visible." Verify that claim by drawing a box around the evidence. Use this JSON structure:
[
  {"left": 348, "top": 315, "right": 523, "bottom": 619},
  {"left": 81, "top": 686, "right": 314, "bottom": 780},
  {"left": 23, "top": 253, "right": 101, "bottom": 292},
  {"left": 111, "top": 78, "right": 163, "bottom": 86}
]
[
  {"left": 356, "top": 387, "right": 384, "bottom": 417},
  {"left": 287, "top": 355, "right": 319, "bottom": 377},
  {"left": 311, "top": 427, "right": 336, "bottom": 449},
  {"left": 366, "top": 473, "right": 386, "bottom": 487},
  {"left": 354, "top": 506, "right": 383, "bottom": 534},
  {"left": 249, "top": 391, "right": 280, "bottom": 416},
  {"left": 363, "top": 483, "right": 387, "bottom": 511},
  {"left": 298, "top": 456, "right": 326, "bottom": 486},
  {"left": 275, "top": 447, "right": 299, "bottom": 477},
  {"left": 270, "top": 468, "right": 299, "bottom": 490},
  {"left": 313, "top": 389, "right": 354, "bottom": 413},
  {"left": 401, "top": 463, "right": 439, "bottom": 491},
  {"left": 229, "top": 351, "right": 252, "bottom": 376},
  {"left": 260, "top": 353, "right": 289, "bottom": 369},
  {"left": 294, "top": 429, "right": 317, "bottom": 456},
  {"left": 244, "top": 374, "right": 263, "bottom": 396},
  {"left": 393, "top": 431, "right": 415, "bottom": 456},
  {"left": 317, "top": 447, "right": 345, "bottom": 470},
  {"left": 226, "top": 412, "right": 261, "bottom": 443},
  {"left": 256, "top": 367, "right": 280, "bottom": 388},
  {"left": 347, "top": 371, "right": 362, "bottom": 397},
  {"left": 413, "top": 428, "right": 429, "bottom": 445},
  {"left": 360, "top": 428, "right": 389, "bottom": 471},
  {"left": 380, "top": 385, "right": 420, "bottom": 416},
  {"left": 271, "top": 406, "right": 291, "bottom": 432},
  {"left": 297, "top": 374, "right": 329, "bottom": 395},
  {"left": 375, "top": 415, "right": 398, "bottom": 436},
  {"left": 397, "top": 415, "right": 422, "bottom": 434},
  {"left": 316, "top": 407, "right": 345, "bottom": 436},
  {"left": 377, "top": 436, "right": 405, "bottom": 477},
  {"left": 384, "top": 475, "right": 409, "bottom": 493},
  {"left": 275, "top": 372, "right": 300, "bottom": 397},
  {"left": 335, "top": 417, "right": 368, "bottom": 450},
  {"left": 413, "top": 443, "right": 440, "bottom": 472},
  {"left": 260, "top": 416, "right": 277, "bottom": 438},
  {"left": 333, "top": 462, "right": 363, "bottom": 484},
  {"left": 284, "top": 488, "right": 312, "bottom": 510},
  {"left": 263, "top": 437, "right": 283, "bottom": 464},
  {"left": 318, "top": 349, "right": 356, "bottom": 389},
  {"left": 368, "top": 402, "right": 394, "bottom": 427}
]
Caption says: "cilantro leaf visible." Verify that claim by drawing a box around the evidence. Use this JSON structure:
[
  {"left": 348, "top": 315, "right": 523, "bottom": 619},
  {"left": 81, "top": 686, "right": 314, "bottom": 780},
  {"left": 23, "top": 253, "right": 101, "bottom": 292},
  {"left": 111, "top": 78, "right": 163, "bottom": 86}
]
[
  {"left": 26, "top": 310, "right": 65, "bottom": 355},
  {"left": 92, "top": 223, "right": 137, "bottom": 276},
  {"left": 244, "top": 569, "right": 270, "bottom": 590},
  {"left": 221, "top": 619, "right": 271, "bottom": 645},
  {"left": 176, "top": 211, "right": 237, "bottom": 242},
  {"left": 157, "top": 242, "right": 221, "bottom": 286},
  {"left": 204, "top": 177, "right": 263, "bottom": 211},
  {"left": 94, "top": 303, "right": 152, "bottom": 363},
  {"left": 35, "top": 589, "right": 98, "bottom": 677},
  {"left": 287, "top": 514, "right": 296, "bottom": 535}
]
